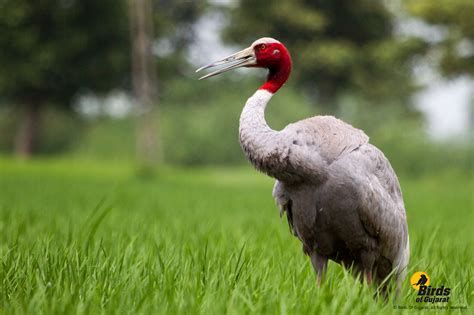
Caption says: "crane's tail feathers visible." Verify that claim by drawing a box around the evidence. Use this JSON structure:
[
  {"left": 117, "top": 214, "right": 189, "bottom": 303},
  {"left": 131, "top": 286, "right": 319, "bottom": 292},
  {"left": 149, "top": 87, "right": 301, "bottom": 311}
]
[
  {"left": 272, "top": 181, "right": 298, "bottom": 236},
  {"left": 394, "top": 234, "right": 410, "bottom": 287}
]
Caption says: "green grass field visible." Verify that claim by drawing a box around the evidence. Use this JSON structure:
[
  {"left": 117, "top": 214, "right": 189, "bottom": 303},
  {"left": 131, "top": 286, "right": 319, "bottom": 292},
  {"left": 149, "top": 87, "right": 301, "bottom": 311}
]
[{"left": 0, "top": 158, "right": 472, "bottom": 314}]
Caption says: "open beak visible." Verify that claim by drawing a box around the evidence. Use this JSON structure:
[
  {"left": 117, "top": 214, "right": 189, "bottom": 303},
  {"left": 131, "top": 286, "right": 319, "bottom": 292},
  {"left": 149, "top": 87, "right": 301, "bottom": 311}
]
[{"left": 196, "top": 46, "right": 256, "bottom": 80}]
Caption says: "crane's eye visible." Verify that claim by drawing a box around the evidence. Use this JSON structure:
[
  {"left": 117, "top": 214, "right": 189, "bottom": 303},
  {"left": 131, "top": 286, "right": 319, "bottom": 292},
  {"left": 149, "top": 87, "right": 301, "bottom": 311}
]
[{"left": 259, "top": 44, "right": 267, "bottom": 50}]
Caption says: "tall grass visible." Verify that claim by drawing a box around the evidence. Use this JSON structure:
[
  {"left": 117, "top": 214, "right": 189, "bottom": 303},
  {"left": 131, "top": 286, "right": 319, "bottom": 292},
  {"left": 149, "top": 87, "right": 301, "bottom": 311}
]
[{"left": 0, "top": 158, "right": 472, "bottom": 314}]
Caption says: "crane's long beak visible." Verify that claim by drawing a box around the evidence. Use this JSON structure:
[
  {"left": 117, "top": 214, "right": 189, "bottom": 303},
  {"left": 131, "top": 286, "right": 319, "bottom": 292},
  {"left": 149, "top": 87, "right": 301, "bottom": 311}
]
[{"left": 195, "top": 46, "right": 256, "bottom": 80}]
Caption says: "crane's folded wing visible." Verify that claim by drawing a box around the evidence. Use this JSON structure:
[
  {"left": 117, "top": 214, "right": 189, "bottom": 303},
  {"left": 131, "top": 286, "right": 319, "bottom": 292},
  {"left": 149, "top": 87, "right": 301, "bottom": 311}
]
[{"left": 282, "top": 115, "right": 369, "bottom": 181}]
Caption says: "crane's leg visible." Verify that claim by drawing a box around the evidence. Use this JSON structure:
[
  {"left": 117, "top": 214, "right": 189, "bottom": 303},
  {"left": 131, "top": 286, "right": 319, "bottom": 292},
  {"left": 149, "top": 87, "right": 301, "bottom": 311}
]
[
  {"left": 359, "top": 249, "right": 375, "bottom": 286},
  {"left": 310, "top": 252, "right": 328, "bottom": 287},
  {"left": 366, "top": 271, "right": 373, "bottom": 285}
]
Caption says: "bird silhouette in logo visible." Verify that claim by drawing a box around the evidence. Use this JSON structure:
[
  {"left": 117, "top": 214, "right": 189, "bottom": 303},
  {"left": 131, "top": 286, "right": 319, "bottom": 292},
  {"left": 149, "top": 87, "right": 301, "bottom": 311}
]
[{"left": 413, "top": 274, "right": 428, "bottom": 286}]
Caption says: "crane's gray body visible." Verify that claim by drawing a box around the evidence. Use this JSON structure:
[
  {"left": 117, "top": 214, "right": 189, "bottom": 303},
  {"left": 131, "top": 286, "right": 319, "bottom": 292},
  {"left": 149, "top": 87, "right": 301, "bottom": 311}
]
[{"left": 239, "top": 90, "right": 409, "bottom": 284}]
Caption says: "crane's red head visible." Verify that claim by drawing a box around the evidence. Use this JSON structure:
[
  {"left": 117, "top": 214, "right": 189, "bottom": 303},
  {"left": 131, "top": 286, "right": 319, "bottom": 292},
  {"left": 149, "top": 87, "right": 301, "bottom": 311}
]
[{"left": 196, "top": 37, "right": 292, "bottom": 94}]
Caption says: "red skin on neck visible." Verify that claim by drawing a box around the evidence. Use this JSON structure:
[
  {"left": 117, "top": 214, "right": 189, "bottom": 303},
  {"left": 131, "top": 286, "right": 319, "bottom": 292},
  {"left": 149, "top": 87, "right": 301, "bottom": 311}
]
[{"left": 255, "top": 42, "right": 292, "bottom": 94}]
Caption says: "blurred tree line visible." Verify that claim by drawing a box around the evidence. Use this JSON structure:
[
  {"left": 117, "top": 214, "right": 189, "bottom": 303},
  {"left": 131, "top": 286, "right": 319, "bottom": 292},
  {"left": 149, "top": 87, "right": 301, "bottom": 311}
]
[
  {"left": 224, "top": 0, "right": 427, "bottom": 109},
  {"left": 0, "top": 0, "right": 205, "bottom": 158},
  {"left": 0, "top": 0, "right": 471, "bottom": 174},
  {"left": 407, "top": 0, "right": 474, "bottom": 77},
  {"left": 0, "top": 0, "right": 130, "bottom": 157}
]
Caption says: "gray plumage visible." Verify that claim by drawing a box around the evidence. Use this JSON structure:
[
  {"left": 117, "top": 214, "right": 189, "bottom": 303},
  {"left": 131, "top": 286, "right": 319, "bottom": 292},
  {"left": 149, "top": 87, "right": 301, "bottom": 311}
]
[
  {"left": 196, "top": 36, "right": 410, "bottom": 288},
  {"left": 239, "top": 90, "right": 409, "bottom": 287}
]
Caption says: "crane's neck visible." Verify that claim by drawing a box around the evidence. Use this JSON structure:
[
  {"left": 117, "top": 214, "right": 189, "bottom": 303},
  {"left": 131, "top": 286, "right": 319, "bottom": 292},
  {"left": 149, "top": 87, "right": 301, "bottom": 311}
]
[
  {"left": 239, "top": 90, "right": 275, "bottom": 139},
  {"left": 239, "top": 90, "right": 286, "bottom": 177},
  {"left": 239, "top": 51, "right": 292, "bottom": 177},
  {"left": 259, "top": 49, "right": 292, "bottom": 93}
]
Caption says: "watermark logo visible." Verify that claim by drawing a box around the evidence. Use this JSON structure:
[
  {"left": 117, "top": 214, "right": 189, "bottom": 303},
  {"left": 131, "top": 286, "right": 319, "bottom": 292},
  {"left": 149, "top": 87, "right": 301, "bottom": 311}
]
[
  {"left": 393, "top": 271, "right": 468, "bottom": 311},
  {"left": 410, "top": 271, "right": 430, "bottom": 291},
  {"left": 410, "top": 271, "right": 451, "bottom": 304}
]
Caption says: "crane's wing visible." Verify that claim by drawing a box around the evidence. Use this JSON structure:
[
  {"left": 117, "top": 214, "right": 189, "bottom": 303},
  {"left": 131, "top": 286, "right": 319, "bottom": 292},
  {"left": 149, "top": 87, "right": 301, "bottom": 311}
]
[
  {"left": 350, "top": 144, "right": 409, "bottom": 273},
  {"left": 281, "top": 115, "right": 369, "bottom": 181},
  {"left": 277, "top": 116, "right": 409, "bottom": 277}
]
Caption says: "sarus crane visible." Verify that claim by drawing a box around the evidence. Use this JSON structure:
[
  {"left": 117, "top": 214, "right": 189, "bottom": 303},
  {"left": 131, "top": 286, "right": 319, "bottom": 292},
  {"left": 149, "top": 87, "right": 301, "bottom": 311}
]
[{"left": 196, "top": 37, "right": 409, "bottom": 289}]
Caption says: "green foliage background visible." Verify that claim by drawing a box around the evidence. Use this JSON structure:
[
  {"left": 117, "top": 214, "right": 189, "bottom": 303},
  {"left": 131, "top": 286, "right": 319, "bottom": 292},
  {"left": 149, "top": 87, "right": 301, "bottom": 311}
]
[
  {"left": 407, "top": 0, "right": 474, "bottom": 77},
  {"left": 0, "top": 0, "right": 130, "bottom": 105},
  {"left": 0, "top": 0, "right": 471, "bottom": 174}
]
